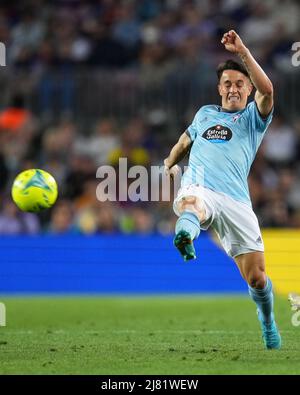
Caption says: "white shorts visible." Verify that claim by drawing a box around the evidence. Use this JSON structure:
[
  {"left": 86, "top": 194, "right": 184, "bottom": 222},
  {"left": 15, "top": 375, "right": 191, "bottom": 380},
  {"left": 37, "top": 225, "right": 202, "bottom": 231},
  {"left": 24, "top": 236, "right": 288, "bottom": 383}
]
[{"left": 173, "top": 184, "right": 264, "bottom": 258}]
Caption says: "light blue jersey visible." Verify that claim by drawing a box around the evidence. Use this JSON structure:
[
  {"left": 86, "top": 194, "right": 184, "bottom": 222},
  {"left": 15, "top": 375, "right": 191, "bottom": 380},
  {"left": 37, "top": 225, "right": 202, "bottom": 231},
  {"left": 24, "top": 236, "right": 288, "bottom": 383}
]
[{"left": 182, "top": 101, "right": 273, "bottom": 206}]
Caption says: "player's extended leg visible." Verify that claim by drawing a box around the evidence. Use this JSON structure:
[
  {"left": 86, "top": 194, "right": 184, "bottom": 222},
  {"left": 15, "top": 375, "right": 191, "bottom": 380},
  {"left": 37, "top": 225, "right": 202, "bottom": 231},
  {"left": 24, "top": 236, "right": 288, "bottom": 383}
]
[
  {"left": 174, "top": 196, "right": 206, "bottom": 261},
  {"left": 235, "top": 252, "right": 281, "bottom": 349}
]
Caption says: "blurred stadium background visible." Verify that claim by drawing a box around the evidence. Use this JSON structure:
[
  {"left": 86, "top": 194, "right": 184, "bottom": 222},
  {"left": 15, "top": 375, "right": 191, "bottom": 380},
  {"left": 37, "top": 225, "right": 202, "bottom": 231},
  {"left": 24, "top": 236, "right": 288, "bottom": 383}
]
[{"left": 0, "top": 0, "right": 300, "bottom": 364}]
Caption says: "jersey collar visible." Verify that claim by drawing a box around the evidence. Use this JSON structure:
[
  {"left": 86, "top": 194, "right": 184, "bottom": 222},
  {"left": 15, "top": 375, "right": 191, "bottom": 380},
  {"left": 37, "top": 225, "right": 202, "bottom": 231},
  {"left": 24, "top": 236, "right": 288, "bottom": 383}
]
[{"left": 217, "top": 105, "right": 244, "bottom": 114}]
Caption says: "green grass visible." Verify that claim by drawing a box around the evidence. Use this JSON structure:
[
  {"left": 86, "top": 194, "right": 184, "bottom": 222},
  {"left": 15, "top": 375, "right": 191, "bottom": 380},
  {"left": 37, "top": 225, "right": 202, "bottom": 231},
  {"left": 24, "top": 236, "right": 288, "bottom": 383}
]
[{"left": 0, "top": 296, "right": 299, "bottom": 375}]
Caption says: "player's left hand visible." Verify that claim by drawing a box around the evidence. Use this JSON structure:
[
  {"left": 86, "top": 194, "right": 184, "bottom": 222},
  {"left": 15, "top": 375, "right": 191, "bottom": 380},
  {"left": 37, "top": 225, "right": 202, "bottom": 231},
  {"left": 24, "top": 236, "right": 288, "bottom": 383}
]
[{"left": 221, "top": 30, "right": 247, "bottom": 55}]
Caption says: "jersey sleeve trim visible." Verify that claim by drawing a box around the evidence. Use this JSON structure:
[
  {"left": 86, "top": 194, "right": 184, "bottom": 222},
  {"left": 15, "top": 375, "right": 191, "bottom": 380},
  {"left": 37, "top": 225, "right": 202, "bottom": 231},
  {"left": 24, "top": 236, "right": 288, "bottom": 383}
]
[
  {"left": 185, "top": 130, "right": 192, "bottom": 140},
  {"left": 254, "top": 101, "right": 274, "bottom": 121}
]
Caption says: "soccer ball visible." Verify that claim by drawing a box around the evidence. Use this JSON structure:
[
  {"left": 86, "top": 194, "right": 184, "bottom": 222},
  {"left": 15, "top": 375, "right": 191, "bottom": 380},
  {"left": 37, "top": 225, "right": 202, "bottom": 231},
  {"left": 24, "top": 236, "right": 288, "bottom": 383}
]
[{"left": 11, "top": 169, "right": 58, "bottom": 212}]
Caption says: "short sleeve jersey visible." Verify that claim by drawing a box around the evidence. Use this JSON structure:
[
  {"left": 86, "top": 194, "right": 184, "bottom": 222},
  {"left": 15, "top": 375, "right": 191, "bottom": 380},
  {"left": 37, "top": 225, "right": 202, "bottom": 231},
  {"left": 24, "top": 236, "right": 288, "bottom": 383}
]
[{"left": 182, "top": 101, "right": 273, "bottom": 206}]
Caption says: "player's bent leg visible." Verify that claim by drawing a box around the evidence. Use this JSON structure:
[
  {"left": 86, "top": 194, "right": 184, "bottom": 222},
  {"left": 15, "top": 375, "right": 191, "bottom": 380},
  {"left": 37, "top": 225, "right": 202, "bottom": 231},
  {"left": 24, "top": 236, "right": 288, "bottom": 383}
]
[
  {"left": 174, "top": 196, "right": 205, "bottom": 262},
  {"left": 235, "top": 252, "right": 281, "bottom": 350}
]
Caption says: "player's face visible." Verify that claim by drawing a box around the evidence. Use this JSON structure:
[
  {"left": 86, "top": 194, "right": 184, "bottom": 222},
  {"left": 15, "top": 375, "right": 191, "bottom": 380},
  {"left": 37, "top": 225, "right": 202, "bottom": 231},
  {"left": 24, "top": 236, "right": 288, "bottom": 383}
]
[{"left": 218, "top": 70, "right": 253, "bottom": 111}]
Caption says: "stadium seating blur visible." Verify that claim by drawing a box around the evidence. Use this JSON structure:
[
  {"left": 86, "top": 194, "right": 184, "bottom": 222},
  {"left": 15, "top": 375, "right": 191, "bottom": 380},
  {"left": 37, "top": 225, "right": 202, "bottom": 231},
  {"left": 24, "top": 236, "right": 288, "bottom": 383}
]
[{"left": 0, "top": 0, "right": 300, "bottom": 235}]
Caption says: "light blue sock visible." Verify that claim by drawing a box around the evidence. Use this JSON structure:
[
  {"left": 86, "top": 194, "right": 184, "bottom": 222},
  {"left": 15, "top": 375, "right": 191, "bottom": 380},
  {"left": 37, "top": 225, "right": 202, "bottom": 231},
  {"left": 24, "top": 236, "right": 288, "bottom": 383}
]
[
  {"left": 175, "top": 211, "right": 201, "bottom": 240},
  {"left": 248, "top": 277, "right": 274, "bottom": 324}
]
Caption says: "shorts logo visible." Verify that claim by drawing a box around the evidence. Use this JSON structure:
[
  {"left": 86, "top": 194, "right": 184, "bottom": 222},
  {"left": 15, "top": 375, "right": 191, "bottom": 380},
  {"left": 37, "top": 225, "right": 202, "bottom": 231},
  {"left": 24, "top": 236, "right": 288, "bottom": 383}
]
[
  {"left": 202, "top": 125, "right": 232, "bottom": 143},
  {"left": 256, "top": 236, "right": 262, "bottom": 244}
]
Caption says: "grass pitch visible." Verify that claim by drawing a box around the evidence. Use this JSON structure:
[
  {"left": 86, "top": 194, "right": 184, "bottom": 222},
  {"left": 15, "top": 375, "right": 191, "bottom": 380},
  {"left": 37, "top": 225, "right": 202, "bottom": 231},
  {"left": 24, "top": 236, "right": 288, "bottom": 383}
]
[{"left": 0, "top": 296, "right": 299, "bottom": 375}]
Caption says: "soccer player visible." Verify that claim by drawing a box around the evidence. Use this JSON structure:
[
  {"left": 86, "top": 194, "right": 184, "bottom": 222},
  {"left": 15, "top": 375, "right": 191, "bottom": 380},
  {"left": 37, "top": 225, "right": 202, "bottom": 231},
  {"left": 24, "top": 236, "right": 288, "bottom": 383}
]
[{"left": 164, "top": 30, "right": 281, "bottom": 349}]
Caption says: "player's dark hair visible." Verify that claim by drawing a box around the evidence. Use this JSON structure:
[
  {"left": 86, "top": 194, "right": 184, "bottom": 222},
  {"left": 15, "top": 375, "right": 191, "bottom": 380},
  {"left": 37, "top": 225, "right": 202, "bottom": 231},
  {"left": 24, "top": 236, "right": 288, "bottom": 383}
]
[{"left": 217, "top": 60, "right": 250, "bottom": 81}]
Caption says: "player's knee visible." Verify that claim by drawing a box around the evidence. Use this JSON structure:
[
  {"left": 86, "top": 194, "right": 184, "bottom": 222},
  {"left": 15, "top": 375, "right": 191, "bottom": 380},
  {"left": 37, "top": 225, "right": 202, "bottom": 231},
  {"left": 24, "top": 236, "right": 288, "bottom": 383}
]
[
  {"left": 247, "top": 270, "right": 267, "bottom": 289},
  {"left": 180, "top": 196, "right": 197, "bottom": 207},
  {"left": 178, "top": 198, "right": 198, "bottom": 215},
  {"left": 236, "top": 252, "right": 266, "bottom": 289},
  {"left": 178, "top": 197, "right": 206, "bottom": 222}
]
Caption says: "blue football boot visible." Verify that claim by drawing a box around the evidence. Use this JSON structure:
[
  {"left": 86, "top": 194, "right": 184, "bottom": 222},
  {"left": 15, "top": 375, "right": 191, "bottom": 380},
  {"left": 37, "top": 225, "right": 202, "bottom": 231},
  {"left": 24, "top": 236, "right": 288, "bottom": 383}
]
[{"left": 257, "top": 310, "right": 281, "bottom": 350}]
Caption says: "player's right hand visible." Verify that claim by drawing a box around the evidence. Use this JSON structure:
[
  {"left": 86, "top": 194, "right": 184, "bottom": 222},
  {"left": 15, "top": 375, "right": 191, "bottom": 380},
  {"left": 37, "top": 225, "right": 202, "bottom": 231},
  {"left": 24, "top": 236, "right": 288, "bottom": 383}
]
[{"left": 164, "top": 162, "right": 181, "bottom": 179}]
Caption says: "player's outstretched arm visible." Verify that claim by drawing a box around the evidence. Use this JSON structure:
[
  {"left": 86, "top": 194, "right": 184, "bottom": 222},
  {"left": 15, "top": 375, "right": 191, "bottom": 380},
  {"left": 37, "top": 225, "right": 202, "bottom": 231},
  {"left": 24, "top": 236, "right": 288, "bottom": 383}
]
[
  {"left": 164, "top": 131, "right": 192, "bottom": 175},
  {"left": 221, "top": 30, "right": 273, "bottom": 117}
]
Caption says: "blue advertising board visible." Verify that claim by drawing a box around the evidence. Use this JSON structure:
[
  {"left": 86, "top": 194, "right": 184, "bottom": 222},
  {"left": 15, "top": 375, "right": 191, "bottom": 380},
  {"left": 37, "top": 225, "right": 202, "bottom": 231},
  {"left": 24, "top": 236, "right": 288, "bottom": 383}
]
[{"left": 0, "top": 234, "right": 247, "bottom": 294}]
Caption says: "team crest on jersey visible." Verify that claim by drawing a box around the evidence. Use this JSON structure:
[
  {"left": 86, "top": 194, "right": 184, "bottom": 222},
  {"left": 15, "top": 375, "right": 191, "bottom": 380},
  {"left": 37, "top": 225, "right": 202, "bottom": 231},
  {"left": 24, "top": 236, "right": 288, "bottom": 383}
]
[
  {"left": 232, "top": 114, "right": 241, "bottom": 122},
  {"left": 202, "top": 125, "right": 232, "bottom": 143}
]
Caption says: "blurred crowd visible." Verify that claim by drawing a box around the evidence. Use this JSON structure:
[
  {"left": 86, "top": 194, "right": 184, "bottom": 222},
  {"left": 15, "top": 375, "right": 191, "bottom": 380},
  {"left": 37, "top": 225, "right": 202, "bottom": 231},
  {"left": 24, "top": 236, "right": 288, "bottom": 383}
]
[
  {"left": 0, "top": 0, "right": 300, "bottom": 234},
  {"left": 1, "top": 0, "right": 299, "bottom": 69}
]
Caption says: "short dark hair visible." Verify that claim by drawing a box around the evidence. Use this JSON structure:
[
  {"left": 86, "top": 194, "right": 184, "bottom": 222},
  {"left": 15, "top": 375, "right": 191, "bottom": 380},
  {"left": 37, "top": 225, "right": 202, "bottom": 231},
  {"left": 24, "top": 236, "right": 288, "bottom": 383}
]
[{"left": 217, "top": 59, "right": 250, "bottom": 81}]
